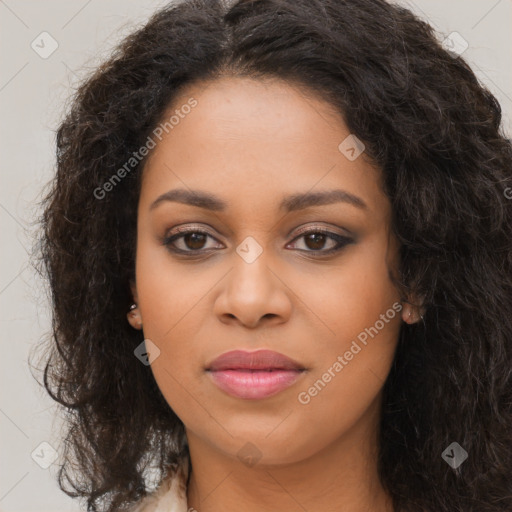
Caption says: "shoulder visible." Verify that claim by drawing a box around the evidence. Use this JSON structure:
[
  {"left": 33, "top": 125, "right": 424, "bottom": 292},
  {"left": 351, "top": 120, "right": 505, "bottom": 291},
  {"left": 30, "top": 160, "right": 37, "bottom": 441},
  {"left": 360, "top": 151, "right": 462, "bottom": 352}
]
[{"left": 130, "top": 456, "right": 190, "bottom": 512}]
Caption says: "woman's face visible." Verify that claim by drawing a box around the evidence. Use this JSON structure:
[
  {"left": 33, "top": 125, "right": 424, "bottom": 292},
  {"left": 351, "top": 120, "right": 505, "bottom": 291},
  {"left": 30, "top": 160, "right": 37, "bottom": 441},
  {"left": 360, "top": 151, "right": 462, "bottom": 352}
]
[{"left": 131, "top": 76, "right": 405, "bottom": 465}]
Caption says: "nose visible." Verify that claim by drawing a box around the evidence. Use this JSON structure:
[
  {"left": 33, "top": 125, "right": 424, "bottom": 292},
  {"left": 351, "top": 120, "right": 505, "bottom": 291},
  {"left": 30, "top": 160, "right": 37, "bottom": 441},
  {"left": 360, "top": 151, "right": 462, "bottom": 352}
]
[{"left": 213, "top": 254, "right": 293, "bottom": 329}]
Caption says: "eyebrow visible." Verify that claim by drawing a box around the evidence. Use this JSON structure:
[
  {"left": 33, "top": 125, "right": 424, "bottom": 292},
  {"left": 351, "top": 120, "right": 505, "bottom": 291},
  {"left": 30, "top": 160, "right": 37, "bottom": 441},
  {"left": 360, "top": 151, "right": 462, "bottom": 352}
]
[{"left": 149, "top": 187, "right": 367, "bottom": 212}]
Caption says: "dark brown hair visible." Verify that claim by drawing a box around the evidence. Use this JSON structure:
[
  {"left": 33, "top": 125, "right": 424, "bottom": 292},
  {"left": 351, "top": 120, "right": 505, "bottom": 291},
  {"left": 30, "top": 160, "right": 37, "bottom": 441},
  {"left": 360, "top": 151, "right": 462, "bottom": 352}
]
[{"left": 33, "top": 0, "right": 512, "bottom": 511}]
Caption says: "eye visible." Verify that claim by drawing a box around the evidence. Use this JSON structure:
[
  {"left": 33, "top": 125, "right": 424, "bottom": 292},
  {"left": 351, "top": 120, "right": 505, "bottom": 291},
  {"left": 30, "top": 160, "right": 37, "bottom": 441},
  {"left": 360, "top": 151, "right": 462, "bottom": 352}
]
[
  {"left": 286, "top": 227, "right": 353, "bottom": 256},
  {"left": 163, "top": 226, "right": 222, "bottom": 254},
  {"left": 162, "top": 225, "right": 354, "bottom": 256}
]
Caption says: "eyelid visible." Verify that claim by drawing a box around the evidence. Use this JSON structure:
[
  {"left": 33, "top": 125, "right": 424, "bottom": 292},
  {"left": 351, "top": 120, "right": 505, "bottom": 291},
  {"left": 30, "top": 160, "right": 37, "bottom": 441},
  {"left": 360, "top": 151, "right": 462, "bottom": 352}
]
[
  {"left": 167, "top": 224, "right": 217, "bottom": 236},
  {"left": 292, "top": 223, "right": 352, "bottom": 238}
]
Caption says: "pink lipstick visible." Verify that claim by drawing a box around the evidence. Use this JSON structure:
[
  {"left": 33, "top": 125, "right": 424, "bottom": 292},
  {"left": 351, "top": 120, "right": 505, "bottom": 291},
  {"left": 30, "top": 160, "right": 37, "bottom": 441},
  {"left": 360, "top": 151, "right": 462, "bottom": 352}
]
[{"left": 206, "top": 349, "right": 306, "bottom": 400}]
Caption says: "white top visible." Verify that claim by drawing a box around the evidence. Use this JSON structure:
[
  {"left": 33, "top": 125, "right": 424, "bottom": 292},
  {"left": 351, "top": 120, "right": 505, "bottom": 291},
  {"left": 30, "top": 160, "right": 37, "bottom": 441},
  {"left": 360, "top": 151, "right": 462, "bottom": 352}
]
[{"left": 130, "top": 455, "right": 190, "bottom": 512}]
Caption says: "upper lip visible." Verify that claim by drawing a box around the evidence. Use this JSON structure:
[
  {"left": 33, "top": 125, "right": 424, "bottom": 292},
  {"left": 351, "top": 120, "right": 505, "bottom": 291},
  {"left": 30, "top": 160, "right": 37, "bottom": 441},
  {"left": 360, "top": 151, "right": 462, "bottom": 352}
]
[{"left": 206, "top": 349, "right": 306, "bottom": 371}]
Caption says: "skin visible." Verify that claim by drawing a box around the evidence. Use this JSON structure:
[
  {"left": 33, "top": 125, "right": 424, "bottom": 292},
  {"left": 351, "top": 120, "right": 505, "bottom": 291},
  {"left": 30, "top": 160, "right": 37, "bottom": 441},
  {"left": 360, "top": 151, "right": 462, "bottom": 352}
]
[{"left": 128, "top": 76, "right": 422, "bottom": 512}]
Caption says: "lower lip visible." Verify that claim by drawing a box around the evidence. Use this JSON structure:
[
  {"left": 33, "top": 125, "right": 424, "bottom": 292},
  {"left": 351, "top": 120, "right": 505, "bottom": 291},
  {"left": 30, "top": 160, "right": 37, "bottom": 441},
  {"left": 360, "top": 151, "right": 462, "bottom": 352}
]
[{"left": 207, "top": 369, "right": 305, "bottom": 400}]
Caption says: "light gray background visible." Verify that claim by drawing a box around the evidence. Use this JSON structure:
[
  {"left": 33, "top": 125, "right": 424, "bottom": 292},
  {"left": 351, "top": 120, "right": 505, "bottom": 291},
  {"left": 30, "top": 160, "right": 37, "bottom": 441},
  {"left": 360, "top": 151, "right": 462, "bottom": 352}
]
[{"left": 1, "top": 1, "right": 511, "bottom": 511}]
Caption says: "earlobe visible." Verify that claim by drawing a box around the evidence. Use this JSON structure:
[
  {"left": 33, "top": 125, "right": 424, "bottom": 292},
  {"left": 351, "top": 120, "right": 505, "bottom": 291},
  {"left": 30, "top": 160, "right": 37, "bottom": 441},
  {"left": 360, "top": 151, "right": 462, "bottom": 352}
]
[
  {"left": 127, "top": 303, "right": 143, "bottom": 330},
  {"left": 401, "top": 298, "right": 425, "bottom": 324},
  {"left": 127, "top": 279, "right": 142, "bottom": 330}
]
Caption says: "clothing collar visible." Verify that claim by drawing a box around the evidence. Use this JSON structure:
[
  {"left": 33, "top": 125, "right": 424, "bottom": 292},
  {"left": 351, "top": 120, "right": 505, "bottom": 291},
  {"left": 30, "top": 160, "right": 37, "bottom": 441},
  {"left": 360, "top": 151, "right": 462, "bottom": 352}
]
[{"left": 131, "top": 454, "right": 190, "bottom": 512}]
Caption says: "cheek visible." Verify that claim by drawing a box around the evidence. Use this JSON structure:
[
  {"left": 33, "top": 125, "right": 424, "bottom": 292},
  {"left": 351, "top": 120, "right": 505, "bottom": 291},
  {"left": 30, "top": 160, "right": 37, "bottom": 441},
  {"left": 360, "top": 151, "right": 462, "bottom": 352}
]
[
  {"left": 304, "top": 239, "right": 401, "bottom": 347},
  {"left": 135, "top": 234, "right": 207, "bottom": 341},
  {"left": 134, "top": 237, "right": 208, "bottom": 401},
  {"left": 136, "top": 262, "right": 210, "bottom": 422},
  {"left": 295, "top": 238, "right": 402, "bottom": 412}
]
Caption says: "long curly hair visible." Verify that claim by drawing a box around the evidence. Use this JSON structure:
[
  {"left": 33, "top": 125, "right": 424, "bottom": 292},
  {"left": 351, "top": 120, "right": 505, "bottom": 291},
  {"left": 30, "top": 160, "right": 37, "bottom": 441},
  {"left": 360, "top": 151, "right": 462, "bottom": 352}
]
[{"left": 32, "top": 0, "right": 512, "bottom": 510}]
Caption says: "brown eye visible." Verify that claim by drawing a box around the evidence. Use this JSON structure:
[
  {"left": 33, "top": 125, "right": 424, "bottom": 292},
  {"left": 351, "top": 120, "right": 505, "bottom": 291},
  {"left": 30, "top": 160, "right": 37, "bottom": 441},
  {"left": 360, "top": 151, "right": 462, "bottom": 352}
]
[
  {"left": 287, "top": 228, "right": 353, "bottom": 255},
  {"left": 303, "top": 232, "right": 329, "bottom": 250},
  {"left": 163, "top": 229, "right": 222, "bottom": 253},
  {"left": 182, "top": 232, "right": 208, "bottom": 250}
]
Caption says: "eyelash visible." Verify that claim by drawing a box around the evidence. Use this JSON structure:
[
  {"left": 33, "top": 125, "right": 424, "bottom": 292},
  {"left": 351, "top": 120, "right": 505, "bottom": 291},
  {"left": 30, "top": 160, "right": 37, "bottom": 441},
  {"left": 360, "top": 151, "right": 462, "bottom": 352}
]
[{"left": 162, "top": 226, "right": 353, "bottom": 257}]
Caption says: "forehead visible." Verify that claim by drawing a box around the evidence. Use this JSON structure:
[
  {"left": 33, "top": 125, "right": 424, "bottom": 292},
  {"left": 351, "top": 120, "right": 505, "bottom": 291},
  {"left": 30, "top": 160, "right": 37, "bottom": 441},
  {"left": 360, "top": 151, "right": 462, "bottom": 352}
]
[{"left": 139, "top": 76, "right": 385, "bottom": 216}]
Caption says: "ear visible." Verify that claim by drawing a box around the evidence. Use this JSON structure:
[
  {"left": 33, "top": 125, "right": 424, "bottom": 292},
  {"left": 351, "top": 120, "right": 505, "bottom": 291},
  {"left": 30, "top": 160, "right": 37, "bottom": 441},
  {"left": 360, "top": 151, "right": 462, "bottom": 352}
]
[
  {"left": 127, "top": 279, "right": 142, "bottom": 330},
  {"left": 401, "top": 294, "right": 425, "bottom": 324}
]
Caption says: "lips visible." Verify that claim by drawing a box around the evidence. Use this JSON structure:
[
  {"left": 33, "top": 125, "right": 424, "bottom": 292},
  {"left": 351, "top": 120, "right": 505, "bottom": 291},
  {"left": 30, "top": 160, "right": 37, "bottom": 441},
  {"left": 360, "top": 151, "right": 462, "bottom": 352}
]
[
  {"left": 206, "top": 349, "right": 305, "bottom": 372},
  {"left": 206, "top": 349, "right": 306, "bottom": 400}
]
